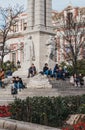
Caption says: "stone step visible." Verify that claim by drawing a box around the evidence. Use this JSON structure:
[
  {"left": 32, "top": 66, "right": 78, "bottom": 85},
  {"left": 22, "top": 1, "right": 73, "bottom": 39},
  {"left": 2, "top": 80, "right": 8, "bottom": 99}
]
[
  {"left": 0, "top": 87, "right": 85, "bottom": 96},
  {"left": 0, "top": 77, "right": 84, "bottom": 105},
  {"left": 49, "top": 79, "right": 85, "bottom": 88}
]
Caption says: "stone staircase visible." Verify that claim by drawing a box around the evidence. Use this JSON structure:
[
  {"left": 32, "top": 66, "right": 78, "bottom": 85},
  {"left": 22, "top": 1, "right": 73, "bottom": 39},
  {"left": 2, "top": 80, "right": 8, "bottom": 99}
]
[
  {"left": 0, "top": 77, "right": 85, "bottom": 105},
  {"left": 49, "top": 78, "right": 85, "bottom": 95}
]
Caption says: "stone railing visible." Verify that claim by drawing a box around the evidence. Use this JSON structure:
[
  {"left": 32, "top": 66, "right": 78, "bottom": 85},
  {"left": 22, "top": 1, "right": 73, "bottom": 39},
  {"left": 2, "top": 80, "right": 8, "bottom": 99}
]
[{"left": 0, "top": 118, "right": 61, "bottom": 130}]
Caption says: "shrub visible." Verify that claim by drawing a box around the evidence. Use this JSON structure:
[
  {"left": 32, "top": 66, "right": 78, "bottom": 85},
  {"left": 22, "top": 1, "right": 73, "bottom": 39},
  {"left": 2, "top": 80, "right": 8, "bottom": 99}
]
[
  {"left": 10, "top": 97, "right": 69, "bottom": 127},
  {"left": 78, "top": 104, "right": 85, "bottom": 114},
  {"left": 9, "top": 95, "right": 85, "bottom": 128}
]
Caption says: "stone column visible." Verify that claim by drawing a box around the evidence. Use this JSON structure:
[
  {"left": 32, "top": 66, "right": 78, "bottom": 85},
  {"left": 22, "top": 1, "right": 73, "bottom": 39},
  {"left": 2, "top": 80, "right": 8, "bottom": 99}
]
[
  {"left": 34, "top": 0, "right": 52, "bottom": 29},
  {"left": 46, "top": 0, "right": 52, "bottom": 28},
  {"left": 27, "top": 0, "right": 35, "bottom": 29},
  {"left": 34, "top": 0, "right": 45, "bottom": 27}
]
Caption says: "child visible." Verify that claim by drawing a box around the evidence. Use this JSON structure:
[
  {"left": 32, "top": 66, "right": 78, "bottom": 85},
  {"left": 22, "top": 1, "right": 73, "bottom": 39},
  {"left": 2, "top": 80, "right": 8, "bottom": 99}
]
[{"left": 11, "top": 80, "right": 18, "bottom": 97}]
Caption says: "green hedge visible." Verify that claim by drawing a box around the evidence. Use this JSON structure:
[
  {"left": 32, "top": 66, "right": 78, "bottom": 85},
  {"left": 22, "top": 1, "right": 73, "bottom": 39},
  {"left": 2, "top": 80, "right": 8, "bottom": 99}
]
[{"left": 9, "top": 95, "right": 85, "bottom": 127}]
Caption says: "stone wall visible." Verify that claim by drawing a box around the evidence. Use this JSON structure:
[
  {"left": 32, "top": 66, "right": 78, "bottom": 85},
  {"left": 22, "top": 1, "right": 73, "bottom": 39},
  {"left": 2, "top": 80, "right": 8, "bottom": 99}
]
[{"left": 0, "top": 118, "right": 61, "bottom": 130}]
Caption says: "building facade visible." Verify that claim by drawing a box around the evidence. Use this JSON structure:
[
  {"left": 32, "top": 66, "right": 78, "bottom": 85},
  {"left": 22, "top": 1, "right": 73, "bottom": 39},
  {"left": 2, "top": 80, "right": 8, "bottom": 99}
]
[
  {"left": 53, "top": 5, "right": 85, "bottom": 64},
  {"left": 5, "top": 5, "right": 85, "bottom": 66}
]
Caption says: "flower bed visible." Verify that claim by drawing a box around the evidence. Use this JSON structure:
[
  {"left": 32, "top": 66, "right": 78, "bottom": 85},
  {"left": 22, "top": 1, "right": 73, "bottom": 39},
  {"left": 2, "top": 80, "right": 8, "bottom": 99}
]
[
  {"left": 0, "top": 105, "right": 11, "bottom": 117},
  {"left": 62, "top": 122, "right": 85, "bottom": 130}
]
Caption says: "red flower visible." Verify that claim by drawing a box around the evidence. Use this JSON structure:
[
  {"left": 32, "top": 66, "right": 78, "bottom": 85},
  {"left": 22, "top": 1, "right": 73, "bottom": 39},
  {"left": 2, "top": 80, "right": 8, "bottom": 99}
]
[
  {"left": 63, "top": 122, "right": 85, "bottom": 130},
  {"left": 0, "top": 105, "right": 11, "bottom": 117}
]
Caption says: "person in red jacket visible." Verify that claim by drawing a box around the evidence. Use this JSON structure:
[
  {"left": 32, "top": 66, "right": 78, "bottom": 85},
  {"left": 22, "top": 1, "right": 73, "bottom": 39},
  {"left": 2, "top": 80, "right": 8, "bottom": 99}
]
[{"left": 0, "top": 69, "right": 5, "bottom": 87}]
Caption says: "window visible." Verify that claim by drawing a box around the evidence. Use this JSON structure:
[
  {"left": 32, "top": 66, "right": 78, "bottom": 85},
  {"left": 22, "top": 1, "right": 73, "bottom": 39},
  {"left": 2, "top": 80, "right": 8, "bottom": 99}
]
[
  {"left": 12, "top": 53, "right": 16, "bottom": 64},
  {"left": 13, "top": 22, "right": 18, "bottom": 32},
  {"left": 23, "top": 22, "right": 27, "bottom": 30},
  {"left": 67, "top": 12, "right": 73, "bottom": 25},
  {"left": 67, "top": 12, "right": 73, "bottom": 20}
]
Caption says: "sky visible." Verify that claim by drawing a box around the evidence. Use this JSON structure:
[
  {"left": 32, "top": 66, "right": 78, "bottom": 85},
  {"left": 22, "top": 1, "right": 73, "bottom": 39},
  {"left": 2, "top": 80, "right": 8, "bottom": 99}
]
[{"left": 0, "top": 0, "right": 85, "bottom": 12}]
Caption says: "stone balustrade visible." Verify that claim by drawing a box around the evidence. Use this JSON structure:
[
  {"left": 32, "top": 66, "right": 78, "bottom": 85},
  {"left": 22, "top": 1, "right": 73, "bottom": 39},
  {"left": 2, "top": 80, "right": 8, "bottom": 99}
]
[{"left": 0, "top": 118, "right": 61, "bottom": 130}]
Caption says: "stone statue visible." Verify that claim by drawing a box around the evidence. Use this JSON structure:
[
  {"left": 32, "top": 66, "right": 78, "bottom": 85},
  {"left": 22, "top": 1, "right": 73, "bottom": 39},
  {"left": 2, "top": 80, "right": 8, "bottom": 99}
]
[
  {"left": 24, "top": 36, "right": 35, "bottom": 63},
  {"left": 46, "top": 36, "right": 56, "bottom": 61}
]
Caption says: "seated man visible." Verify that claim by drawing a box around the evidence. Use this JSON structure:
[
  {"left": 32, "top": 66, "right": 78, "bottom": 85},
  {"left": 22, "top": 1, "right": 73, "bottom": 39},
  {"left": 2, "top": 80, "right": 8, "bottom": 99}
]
[
  {"left": 28, "top": 64, "right": 36, "bottom": 78},
  {"left": 43, "top": 63, "right": 49, "bottom": 74},
  {"left": 43, "top": 63, "right": 53, "bottom": 77}
]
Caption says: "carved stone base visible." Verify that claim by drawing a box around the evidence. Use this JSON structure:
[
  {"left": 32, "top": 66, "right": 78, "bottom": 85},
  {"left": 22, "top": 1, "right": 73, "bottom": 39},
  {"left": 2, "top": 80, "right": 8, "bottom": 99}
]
[
  {"left": 27, "top": 74, "right": 52, "bottom": 88},
  {"left": 13, "top": 68, "right": 28, "bottom": 78}
]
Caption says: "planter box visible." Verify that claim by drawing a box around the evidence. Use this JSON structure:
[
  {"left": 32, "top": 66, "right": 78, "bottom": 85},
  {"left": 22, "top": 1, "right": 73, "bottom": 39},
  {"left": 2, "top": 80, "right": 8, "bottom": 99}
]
[{"left": 0, "top": 118, "right": 61, "bottom": 130}]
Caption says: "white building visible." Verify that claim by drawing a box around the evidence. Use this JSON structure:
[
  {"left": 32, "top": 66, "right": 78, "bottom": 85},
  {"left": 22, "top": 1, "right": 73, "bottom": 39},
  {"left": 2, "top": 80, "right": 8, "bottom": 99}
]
[{"left": 5, "top": 5, "right": 85, "bottom": 66}]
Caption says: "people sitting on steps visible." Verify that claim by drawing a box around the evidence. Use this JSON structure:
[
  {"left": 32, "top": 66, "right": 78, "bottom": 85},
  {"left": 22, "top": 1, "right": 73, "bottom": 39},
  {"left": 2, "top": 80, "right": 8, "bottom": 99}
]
[
  {"left": 11, "top": 76, "right": 26, "bottom": 96},
  {"left": 42, "top": 63, "right": 67, "bottom": 80},
  {"left": 70, "top": 73, "right": 84, "bottom": 87}
]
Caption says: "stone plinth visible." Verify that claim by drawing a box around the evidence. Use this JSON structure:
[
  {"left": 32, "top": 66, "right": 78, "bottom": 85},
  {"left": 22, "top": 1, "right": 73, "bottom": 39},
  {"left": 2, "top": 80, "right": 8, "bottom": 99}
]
[
  {"left": 27, "top": 74, "right": 52, "bottom": 88},
  {"left": 13, "top": 68, "right": 28, "bottom": 78}
]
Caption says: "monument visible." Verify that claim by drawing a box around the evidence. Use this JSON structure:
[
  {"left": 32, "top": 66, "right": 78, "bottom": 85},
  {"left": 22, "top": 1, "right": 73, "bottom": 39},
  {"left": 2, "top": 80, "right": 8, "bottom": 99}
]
[
  {"left": 13, "top": 0, "right": 56, "bottom": 77},
  {"left": 27, "top": 0, "right": 56, "bottom": 71}
]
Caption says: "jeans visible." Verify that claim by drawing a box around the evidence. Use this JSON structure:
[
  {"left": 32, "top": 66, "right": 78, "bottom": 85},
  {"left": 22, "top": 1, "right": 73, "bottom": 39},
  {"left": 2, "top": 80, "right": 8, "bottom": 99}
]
[
  {"left": 44, "top": 70, "right": 53, "bottom": 77},
  {"left": 0, "top": 81, "right": 2, "bottom": 87}
]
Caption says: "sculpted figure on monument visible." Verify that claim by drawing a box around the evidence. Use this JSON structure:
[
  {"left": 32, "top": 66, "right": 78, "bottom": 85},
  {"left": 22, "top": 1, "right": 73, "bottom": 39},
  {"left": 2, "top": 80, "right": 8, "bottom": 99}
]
[
  {"left": 46, "top": 36, "right": 56, "bottom": 61},
  {"left": 24, "top": 36, "right": 35, "bottom": 63}
]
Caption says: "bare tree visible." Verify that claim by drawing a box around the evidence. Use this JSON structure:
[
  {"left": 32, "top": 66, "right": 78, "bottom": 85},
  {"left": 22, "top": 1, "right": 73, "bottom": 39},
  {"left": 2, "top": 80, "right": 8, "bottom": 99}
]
[
  {"left": 0, "top": 5, "right": 23, "bottom": 67},
  {"left": 55, "top": 10, "right": 85, "bottom": 73}
]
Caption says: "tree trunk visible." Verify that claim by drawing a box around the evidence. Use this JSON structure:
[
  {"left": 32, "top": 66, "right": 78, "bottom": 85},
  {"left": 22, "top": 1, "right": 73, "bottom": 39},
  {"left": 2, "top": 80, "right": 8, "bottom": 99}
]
[
  {"left": 73, "top": 57, "right": 78, "bottom": 74},
  {"left": 0, "top": 55, "right": 4, "bottom": 68},
  {"left": 73, "top": 64, "right": 77, "bottom": 74}
]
